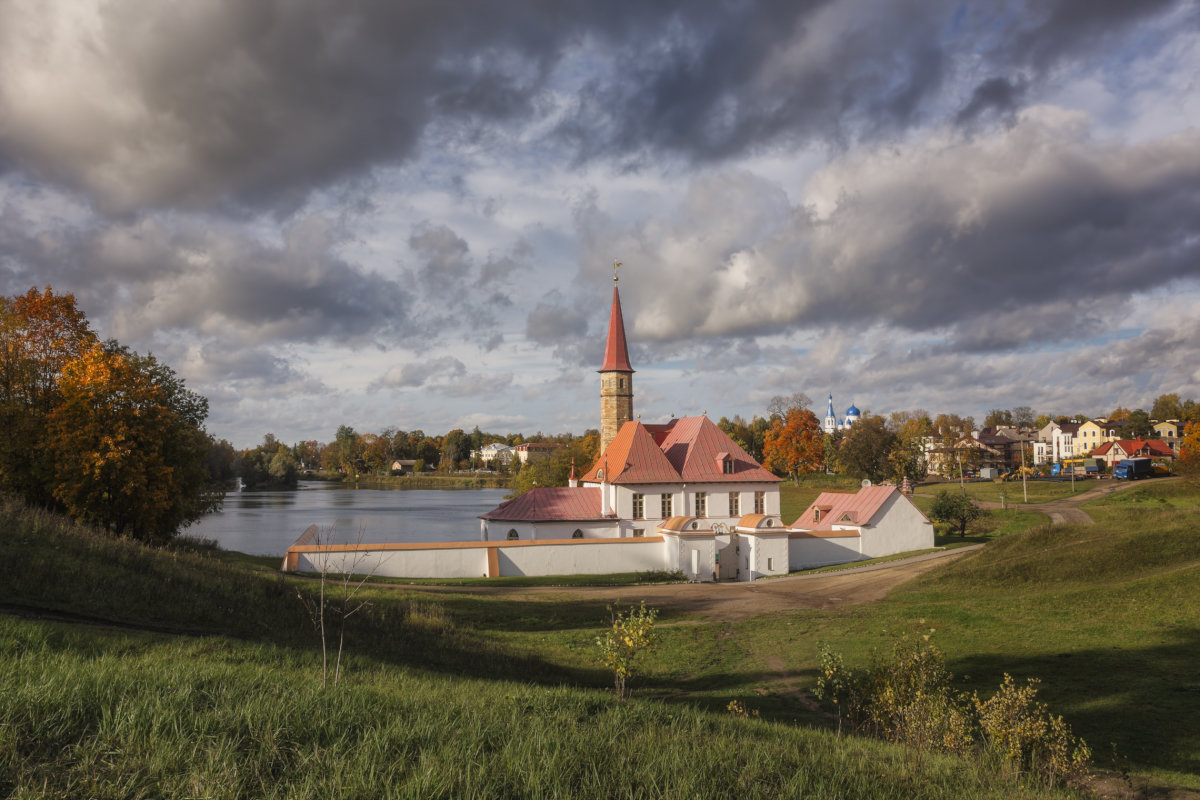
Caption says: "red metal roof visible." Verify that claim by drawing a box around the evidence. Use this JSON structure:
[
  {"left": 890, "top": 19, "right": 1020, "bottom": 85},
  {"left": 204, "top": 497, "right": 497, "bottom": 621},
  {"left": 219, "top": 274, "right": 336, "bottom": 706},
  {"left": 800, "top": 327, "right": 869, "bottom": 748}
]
[
  {"left": 479, "top": 487, "right": 603, "bottom": 522},
  {"left": 788, "top": 486, "right": 917, "bottom": 531},
  {"left": 581, "top": 416, "right": 779, "bottom": 485},
  {"left": 599, "top": 285, "right": 633, "bottom": 373},
  {"left": 581, "top": 421, "right": 680, "bottom": 483},
  {"left": 658, "top": 416, "right": 781, "bottom": 484}
]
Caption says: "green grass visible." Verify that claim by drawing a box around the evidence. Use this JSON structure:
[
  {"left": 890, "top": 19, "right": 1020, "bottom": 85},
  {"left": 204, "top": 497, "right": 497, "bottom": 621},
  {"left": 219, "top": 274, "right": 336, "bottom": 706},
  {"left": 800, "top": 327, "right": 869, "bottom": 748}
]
[
  {"left": 4, "top": 487, "right": 1200, "bottom": 796},
  {"left": 913, "top": 480, "right": 1093, "bottom": 504}
]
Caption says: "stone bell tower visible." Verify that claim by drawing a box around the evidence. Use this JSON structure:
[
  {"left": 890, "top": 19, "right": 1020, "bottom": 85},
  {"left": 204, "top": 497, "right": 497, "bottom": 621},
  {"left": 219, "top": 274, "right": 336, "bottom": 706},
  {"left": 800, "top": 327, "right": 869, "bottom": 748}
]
[{"left": 599, "top": 263, "right": 633, "bottom": 454}]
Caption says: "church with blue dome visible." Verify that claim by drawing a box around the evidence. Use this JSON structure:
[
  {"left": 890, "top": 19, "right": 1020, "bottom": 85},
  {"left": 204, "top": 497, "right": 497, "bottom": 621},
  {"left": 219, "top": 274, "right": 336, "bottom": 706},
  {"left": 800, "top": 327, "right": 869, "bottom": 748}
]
[{"left": 822, "top": 393, "right": 860, "bottom": 434}]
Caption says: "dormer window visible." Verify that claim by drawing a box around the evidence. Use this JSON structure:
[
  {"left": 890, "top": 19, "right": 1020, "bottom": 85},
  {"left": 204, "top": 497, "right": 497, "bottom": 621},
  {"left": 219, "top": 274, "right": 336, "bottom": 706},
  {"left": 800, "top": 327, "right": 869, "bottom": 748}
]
[
  {"left": 723, "top": 459, "right": 734, "bottom": 474},
  {"left": 813, "top": 509, "right": 821, "bottom": 523}
]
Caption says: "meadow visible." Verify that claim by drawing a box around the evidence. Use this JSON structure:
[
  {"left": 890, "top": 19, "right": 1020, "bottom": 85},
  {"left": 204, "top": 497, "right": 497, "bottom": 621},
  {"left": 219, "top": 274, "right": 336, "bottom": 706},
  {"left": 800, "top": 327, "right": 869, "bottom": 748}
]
[{"left": 1, "top": 480, "right": 1197, "bottom": 798}]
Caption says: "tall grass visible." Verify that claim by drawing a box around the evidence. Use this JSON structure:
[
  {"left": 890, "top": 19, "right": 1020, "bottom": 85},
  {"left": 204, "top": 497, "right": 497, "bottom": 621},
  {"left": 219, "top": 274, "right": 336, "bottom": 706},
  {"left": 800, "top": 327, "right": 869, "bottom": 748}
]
[{"left": 0, "top": 617, "right": 1074, "bottom": 800}]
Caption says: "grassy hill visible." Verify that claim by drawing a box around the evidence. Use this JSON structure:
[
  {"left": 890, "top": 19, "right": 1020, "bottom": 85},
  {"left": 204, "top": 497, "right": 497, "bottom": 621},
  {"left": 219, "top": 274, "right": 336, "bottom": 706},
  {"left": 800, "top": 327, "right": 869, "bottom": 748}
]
[{"left": 2, "top": 482, "right": 1198, "bottom": 798}]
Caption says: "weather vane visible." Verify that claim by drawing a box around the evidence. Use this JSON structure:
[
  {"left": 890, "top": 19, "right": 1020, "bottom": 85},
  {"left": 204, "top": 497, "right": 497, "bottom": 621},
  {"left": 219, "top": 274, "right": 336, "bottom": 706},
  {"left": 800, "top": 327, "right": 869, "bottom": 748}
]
[{"left": 613, "top": 260, "right": 622, "bottom": 283}]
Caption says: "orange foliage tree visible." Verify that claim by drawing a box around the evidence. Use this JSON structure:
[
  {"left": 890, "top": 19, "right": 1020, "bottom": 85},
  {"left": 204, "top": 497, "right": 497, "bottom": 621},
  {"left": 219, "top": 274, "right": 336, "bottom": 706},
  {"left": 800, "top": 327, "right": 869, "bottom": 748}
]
[
  {"left": 1180, "top": 422, "right": 1200, "bottom": 476},
  {"left": 1, "top": 287, "right": 222, "bottom": 542},
  {"left": 763, "top": 408, "right": 824, "bottom": 486}
]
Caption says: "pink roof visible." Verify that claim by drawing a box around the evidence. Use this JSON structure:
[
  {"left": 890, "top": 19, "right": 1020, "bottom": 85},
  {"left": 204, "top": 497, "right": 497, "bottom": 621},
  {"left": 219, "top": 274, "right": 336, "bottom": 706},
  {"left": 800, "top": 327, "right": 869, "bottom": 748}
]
[
  {"left": 658, "top": 416, "right": 780, "bottom": 484},
  {"left": 479, "top": 487, "right": 603, "bottom": 522},
  {"left": 789, "top": 486, "right": 918, "bottom": 531},
  {"left": 599, "top": 285, "right": 633, "bottom": 373},
  {"left": 581, "top": 421, "right": 680, "bottom": 483}
]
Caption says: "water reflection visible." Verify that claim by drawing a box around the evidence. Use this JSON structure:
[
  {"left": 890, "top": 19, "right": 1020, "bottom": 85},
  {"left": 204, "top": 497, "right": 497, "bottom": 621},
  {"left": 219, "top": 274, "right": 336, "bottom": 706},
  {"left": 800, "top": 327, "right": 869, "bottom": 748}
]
[{"left": 188, "top": 481, "right": 508, "bottom": 557}]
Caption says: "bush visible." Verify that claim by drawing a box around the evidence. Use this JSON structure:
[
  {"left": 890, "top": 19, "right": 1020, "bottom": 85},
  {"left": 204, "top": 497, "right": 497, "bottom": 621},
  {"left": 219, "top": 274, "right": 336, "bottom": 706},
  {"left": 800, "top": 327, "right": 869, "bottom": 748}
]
[
  {"left": 816, "top": 632, "right": 1090, "bottom": 788},
  {"left": 975, "top": 674, "right": 1091, "bottom": 786}
]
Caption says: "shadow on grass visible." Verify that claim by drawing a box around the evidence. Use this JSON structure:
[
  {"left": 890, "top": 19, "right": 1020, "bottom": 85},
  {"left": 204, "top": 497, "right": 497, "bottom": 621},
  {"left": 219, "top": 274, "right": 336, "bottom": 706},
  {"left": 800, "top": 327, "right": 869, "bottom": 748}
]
[{"left": 948, "top": 626, "right": 1200, "bottom": 778}]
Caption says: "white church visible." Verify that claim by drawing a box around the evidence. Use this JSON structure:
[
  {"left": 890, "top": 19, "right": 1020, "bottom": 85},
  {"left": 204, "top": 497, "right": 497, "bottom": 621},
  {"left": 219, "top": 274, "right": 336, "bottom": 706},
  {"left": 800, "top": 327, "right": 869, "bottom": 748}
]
[{"left": 283, "top": 273, "right": 933, "bottom": 581}]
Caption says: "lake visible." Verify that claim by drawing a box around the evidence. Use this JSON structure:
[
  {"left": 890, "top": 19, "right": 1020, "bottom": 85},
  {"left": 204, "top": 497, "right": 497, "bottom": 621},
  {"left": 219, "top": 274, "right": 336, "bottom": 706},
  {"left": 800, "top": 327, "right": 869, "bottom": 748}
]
[{"left": 186, "top": 481, "right": 509, "bottom": 557}]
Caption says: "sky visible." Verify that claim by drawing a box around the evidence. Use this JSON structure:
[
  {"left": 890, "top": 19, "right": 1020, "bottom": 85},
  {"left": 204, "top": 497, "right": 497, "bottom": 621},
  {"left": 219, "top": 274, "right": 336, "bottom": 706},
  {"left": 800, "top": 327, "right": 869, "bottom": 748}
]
[{"left": 1, "top": 0, "right": 1198, "bottom": 448}]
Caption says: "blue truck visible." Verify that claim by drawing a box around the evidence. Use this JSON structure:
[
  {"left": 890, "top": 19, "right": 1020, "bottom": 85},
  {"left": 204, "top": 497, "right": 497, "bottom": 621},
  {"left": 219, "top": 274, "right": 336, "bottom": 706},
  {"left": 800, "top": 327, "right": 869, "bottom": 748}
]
[{"left": 1113, "top": 457, "right": 1154, "bottom": 480}]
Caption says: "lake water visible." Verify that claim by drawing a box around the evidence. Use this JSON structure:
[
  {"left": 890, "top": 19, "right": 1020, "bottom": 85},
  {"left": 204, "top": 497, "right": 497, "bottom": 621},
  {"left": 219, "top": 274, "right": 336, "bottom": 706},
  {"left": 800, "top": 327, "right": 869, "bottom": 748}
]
[{"left": 187, "top": 481, "right": 509, "bottom": 557}]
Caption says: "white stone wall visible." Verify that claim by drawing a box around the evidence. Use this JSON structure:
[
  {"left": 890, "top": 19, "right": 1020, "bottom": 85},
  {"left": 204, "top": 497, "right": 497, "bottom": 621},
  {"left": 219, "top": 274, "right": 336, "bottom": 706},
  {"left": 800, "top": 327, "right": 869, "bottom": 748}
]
[
  {"left": 292, "top": 537, "right": 668, "bottom": 580},
  {"left": 662, "top": 533, "right": 717, "bottom": 582},
  {"left": 745, "top": 533, "right": 789, "bottom": 580},
  {"left": 497, "top": 539, "right": 664, "bottom": 577},
  {"left": 788, "top": 534, "right": 864, "bottom": 569}
]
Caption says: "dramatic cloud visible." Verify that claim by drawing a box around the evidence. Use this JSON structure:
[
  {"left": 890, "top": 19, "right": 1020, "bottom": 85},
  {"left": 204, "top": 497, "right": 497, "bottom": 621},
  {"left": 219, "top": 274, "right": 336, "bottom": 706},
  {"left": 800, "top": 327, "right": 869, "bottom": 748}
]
[
  {"left": 0, "top": 0, "right": 1197, "bottom": 444},
  {"left": 571, "top": 107, "right": 1200, "bottom": 352}
]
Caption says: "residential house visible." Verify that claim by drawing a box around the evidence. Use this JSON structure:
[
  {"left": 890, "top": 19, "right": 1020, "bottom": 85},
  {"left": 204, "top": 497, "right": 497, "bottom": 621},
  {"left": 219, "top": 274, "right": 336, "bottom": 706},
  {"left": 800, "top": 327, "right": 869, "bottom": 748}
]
[{"left": 1090, "top": 439, "right": 1176, "bottom": 469}]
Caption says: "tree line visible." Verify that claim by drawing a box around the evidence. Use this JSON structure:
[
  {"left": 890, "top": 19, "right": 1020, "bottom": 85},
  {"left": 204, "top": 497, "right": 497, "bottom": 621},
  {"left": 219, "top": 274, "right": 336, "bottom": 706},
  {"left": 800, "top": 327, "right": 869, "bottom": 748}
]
[
  {"left": 1, "top": 288, "right": 223, "bottom": 542},
  {"left": 720, "top": 393, "right": 1200, "bottom": 486}
]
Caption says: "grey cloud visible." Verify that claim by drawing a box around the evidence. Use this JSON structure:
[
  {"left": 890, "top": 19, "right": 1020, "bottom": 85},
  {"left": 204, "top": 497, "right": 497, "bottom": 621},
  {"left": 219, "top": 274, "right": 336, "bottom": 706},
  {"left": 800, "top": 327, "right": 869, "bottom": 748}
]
[
  {"left": 1, "top": 1, "right": 1190, "bottom": 214},
  {"left": 956, "top": 76, "right": 1028, "bottom": 125},
  {"left": 374, "top": 356, "right": 468, "bottom": 389},
  {"left": 571, "top": 111, "right": 1200, "bottom": 350},
  {"left": 525, "top": 294, "right": 589, "bottom": 345},
  {"left": 0, "top": 206, "right": 416, "bottom": 349},
  {"left": 371, "top": 355, "right": 511, "bottom": 398}
]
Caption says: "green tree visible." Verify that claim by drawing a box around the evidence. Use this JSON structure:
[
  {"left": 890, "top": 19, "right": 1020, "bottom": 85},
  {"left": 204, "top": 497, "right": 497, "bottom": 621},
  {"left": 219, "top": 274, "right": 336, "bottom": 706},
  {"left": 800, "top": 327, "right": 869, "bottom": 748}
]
[
  {"left": 1150, "top": 393, "right": 1183, "bottom": 421},
  {"left": 836, "top": 416, "right": 897, "bottom": 483},
  {"left": 928, "top": 490, "right": 982, "bottom": 538},
  {"left": 1118, "top": 408, "right": 1153, "bottom": 439}
]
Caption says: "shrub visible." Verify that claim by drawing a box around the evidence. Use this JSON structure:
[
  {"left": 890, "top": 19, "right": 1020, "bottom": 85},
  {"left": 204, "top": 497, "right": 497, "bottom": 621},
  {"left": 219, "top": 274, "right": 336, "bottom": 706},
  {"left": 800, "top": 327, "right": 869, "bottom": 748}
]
[
  {"left": 815, "top": 632, "right": 1090, "bottom": 788},
  {"left": 975, "top": 674, "right": 1091, "bottom": 786},
  {"left": 595, "top": 601, "right": 659, "bottom": 700}
]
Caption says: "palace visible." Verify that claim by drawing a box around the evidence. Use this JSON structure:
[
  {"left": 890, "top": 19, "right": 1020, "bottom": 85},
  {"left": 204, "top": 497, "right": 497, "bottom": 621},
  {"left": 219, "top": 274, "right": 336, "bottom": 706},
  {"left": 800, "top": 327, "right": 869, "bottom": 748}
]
[{"left": 284, "top": 271, "right": 933, "bottom": 581}]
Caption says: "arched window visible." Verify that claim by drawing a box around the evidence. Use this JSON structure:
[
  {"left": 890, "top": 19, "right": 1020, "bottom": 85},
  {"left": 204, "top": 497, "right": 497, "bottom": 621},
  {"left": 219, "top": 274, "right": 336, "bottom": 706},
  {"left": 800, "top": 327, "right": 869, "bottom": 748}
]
[
  {"left": 572, "top": 529, "right": 583, "bottom": 539},
  {"left": 507, "top": 529, "right": 519, "bottom": 540}
]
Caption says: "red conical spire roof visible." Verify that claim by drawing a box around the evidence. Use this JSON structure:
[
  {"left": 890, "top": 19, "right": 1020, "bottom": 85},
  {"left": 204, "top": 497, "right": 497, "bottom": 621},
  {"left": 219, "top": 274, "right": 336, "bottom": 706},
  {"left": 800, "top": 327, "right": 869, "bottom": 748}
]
[{"left": 600, "top": 284, "right": 633, "bottom": 373}]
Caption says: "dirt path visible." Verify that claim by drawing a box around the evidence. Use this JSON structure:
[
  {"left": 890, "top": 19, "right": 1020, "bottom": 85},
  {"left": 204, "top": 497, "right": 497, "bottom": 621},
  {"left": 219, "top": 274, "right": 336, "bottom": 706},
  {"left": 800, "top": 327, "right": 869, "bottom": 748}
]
[
  {"left": 976, "top": 476, "right": 1159, "bottom": 523},
  {"left": 409, "top": 546, "right": 982, "bottom": 623}
]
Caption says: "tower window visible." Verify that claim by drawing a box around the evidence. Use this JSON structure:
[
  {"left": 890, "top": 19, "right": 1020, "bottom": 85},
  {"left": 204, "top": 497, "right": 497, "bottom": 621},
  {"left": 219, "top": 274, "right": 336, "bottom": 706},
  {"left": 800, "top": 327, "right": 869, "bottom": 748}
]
[
  {"left": 632, "top": 493, "right": 644, "bottom": 519},
  {"left": 572, "top": 529, "right": 583, "bottom": 539},
  {"left": 729, "top": 493, "right": 740, "bottom": 517},
  {"left": 754, "top": 491, "right": 765, "bottom": 515},
  {"left": 661, "top": 493, "right": 673, "bottom": 518},
  {"left": 695, "top": 492, "right": 707, "bottom": 517},
  {"left": 507, "top": 529, "right": 519, "bottom": 540}
]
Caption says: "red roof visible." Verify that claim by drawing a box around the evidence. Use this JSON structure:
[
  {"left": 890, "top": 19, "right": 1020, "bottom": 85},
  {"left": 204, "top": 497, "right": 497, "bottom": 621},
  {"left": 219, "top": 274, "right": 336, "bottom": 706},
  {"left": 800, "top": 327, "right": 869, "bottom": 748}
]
[
  {"left": 599, "top": 285, "right": 633, "bottom": 373},
  {"left": 789, "top": 486, "right": 919, "bottom": 531},
  {"left": 658, "top": 416, "right": 780, "bottom": 483},
  {"left": 1099, "top": 439, "right": 1175, "bottom": 459},
  {"left": 479, "top": 487, "right": 603, "bottom": 522},
  {"left": 581, "top": 421, "right": 679, "bottom": 483},
  {"left": 581, "top": 416, "right": 780, "bottom": 485}
]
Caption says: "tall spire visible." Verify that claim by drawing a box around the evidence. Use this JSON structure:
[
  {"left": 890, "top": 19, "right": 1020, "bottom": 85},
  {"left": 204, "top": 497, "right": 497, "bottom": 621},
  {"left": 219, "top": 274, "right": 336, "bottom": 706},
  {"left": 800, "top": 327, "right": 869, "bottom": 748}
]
[
  {"left": 599, "top": 261, "right": 634, "bottom": 453},
  {"left": 600, "top": 285, "right": 633, "bottom": 373}
]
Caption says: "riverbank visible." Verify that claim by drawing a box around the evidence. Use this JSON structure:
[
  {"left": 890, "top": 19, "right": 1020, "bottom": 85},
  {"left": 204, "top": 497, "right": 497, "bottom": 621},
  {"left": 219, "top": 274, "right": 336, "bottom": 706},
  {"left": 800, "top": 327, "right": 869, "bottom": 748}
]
[{"left": 306, "top": 470, "right": 510, "bottom": 490}]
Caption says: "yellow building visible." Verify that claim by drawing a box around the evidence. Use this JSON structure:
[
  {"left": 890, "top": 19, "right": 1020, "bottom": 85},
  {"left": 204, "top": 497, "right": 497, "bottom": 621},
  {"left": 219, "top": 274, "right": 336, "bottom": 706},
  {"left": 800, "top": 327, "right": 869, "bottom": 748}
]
[{"left": 1076, "top": 419, "right": 1120, "bottom": 455}]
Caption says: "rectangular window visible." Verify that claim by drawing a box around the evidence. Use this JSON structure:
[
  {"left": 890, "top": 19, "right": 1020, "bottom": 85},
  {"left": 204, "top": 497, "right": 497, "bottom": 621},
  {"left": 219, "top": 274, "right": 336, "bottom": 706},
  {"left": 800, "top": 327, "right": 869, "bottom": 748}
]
[
  {"left": 661, "top": 493, "right": 673, "bottom": 518},
  {"left": 632, "top": 493, "right": 644, "bottom": 519},
  {"left": 695, "top": 492, "right": 707, "bottom": 517},
  {"left": 754, "top": 491, "right": 765, "bottom": 515},
  {"left": 723, "top": 458, "right": 734, "bottom": 474},
  {"left": 767, "top": 557, "right": 774, "bottom": 571},
  {"left": 632, "top": 528, "right": 645, "bottom": 538},
  {"left": 728, "top": 493, "right": 739, "bottom": 518}
]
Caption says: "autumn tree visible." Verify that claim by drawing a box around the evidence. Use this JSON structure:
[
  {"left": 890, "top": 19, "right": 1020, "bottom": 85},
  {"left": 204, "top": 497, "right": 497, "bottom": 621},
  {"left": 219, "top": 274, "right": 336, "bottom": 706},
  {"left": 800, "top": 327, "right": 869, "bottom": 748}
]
[
  {"left": 0, "top": 288, "right": 98, "bottom": 507},
  {"left": 763, "top": 408, "right": 824, "bottom": 485},
  {"left": 1179, "top": 422, "right": 1200, "bottom": 476},
  {"left": 46, "top": 342, "right": 222, "bottom": 542}
]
